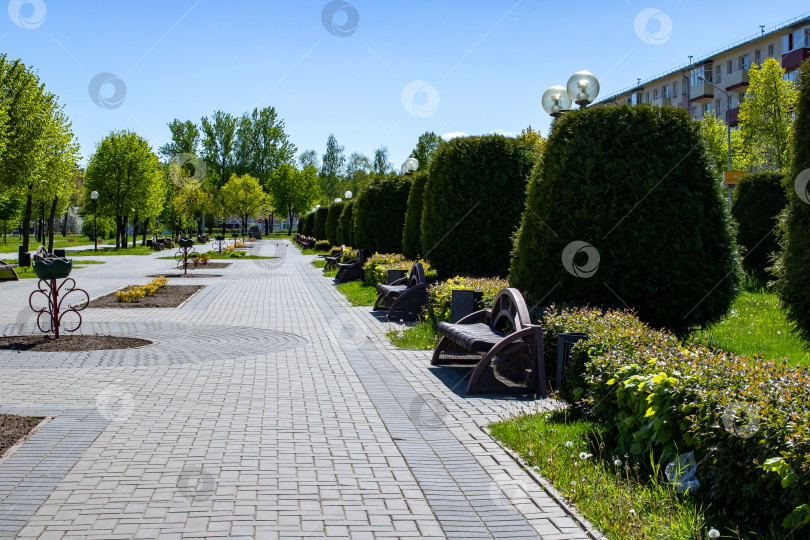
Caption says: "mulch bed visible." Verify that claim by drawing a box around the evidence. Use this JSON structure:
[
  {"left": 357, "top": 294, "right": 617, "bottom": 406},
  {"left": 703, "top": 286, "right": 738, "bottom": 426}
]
[
  {"left": 147, "top": 273, "right": 222, "bottom": 279},
  {"left": 90, "top": 285, "right": 204, "bottom": 308},
  {"left": 0, "top": 334, "right": 151, "bottom": 352},
  {"left": 1, "top": 414, "right": 42, "bottom": 458},
  {"left": 197, "top": 262, "right": 231, "bottom": 269}
]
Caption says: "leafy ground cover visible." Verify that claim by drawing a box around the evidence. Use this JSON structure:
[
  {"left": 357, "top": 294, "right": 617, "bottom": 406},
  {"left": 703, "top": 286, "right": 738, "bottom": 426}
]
[
  {"left": 385, "top": 321, "right": 438, "bottom": 350},
  {"left": 0, "top": 235, "right": 95, "bottom": 253}
]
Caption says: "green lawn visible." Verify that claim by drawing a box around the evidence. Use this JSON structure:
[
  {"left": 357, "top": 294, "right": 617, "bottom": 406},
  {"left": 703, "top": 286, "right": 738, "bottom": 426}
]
[
  {"left": 690, "top": 291, "right": 810, "bottom": 367},
  {"left": 335, "top": 281, "right": 376, "bottom": 306},
  {"left": 0, "top": 235, "right": 96, "bottom": 253},
  {"left": 489, "top": 411, "right": 766, "bottom": 540},
  {"left": 67, "top": 246, "right": 155, "bottom": 256},
  {"left": 386, "top": 321, "right": 439, "bottom": 350},
  {"left": 14, "top": 260, "right": 106, "bottom": 279}
]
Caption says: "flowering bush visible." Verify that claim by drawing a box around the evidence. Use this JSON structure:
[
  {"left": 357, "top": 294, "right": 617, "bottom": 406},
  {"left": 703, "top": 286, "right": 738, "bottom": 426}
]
[
  {"left": 116, "top": 276, "right": 168, "bottom": 303},
  {"left": 426, "top": 276, "right": 508, "bottom": 327},
  {"left": 543, "top": 305, "right": 810, "bottom": 531},
  {"left": 340, "top": 248, "right": 358, "bottom": 264},
  {"left": 362, "top": 253, "right": 437, "bottom": 287}
]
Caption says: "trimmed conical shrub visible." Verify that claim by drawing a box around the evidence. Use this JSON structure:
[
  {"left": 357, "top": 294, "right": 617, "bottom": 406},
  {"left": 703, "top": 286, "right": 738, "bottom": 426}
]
[
  {"left": 354, "top": 176, "right": 412, "bottom": 254},
  {"left": 775, "top": 58, "right": 810, "bottom": 341},
  {"left": 337, "top": 200, "right": 355, "bottom": 246},
  {"left": 421, "top": 135, "right": 536, "bottom": 278},
  {"left": 509, "top": 105, "right": 740, "bottom": 335},
  {"left": 401, "top": 171, "right": 427, "bottom": 260}
]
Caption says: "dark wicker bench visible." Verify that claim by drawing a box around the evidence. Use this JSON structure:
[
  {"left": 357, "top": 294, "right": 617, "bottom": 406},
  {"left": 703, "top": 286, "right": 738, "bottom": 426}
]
[
  {"left": 431, "top": 288, "right": 547, "bottom": 396},
  {"left": 335, "top": 249, "right": 364, "bottom": 283},
  {"left": 373, "top": 262, "right": 428, "bottom": 322},
  {"left": 0, "top": 260, "right": 19, "bottom": 282}
]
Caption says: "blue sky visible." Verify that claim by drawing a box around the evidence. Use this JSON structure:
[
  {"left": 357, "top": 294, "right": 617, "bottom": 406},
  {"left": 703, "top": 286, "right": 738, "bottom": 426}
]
[{"left": 4, "top": 0, "right": 809, "bottom": 168}]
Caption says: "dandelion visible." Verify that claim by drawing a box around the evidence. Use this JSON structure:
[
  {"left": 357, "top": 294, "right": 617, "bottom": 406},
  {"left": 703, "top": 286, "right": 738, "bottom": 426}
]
[
  {"left": 570, "top": 480, "right": 576, "bottom": 486},
  {"left": 579, "top": 452, "right": 592, "bottom": 460},
  {"left": 547, "top": 458, "right": 552, "bottom": 463},
  {"left": 777, "top": 331, "right": 782, "bottom": 335},
  {"left": 629, "top": 509, "right": 636, "bottom": 517},
  {"left": 565, "top": 441, "right": 573, "bottom": 448},
  {"left": 614, "top": 459, "right": 622, "bottom": 467},
  {"left": 396, "top": 331, "right": 405, "bottom": 340},
  {"left": 707, "top": 529, "right": 720, "bottom": 539},
  {"left": 528, "top": 450, "right": 534, "bottom": 457}
]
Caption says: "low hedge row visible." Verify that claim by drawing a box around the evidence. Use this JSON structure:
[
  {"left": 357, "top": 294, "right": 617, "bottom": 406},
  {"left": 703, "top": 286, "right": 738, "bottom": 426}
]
[
  {"left": 361, "top": 253, "right": 436, "bottom": 287},
  {"left": 543, "top": 306, "right": 810, "bottom": 531},
  {"left": 426, "top": 276, "right": 508, "bottom": 327}
]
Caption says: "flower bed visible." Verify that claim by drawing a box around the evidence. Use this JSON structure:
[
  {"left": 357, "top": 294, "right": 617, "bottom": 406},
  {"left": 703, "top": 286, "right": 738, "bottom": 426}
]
[
  {"left": 116, "top": 276, "right": 169, "bottom": 303},
  {"left": 544, "top": 305, "right": 810, "bottom": 531},
  {"left": 362, "top": 253, "right": 436, "bottom": 287}
]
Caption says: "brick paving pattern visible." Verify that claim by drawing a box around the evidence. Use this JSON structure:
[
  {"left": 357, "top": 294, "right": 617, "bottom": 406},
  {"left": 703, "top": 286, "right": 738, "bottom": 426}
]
[{"left": 0, "top": 241, "right": 599, "bottom": 539}]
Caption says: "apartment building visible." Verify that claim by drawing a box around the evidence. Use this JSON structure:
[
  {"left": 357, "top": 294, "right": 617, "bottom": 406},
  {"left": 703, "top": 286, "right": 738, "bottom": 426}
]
[{"left": 596, "top": 12, "right": 810, "bottom": 127}]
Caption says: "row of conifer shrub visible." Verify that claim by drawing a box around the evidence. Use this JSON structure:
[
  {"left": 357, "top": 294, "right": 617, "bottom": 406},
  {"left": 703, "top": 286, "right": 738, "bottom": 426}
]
[{"left": 543, "top": 305, "right": 809, "bottom": 531}]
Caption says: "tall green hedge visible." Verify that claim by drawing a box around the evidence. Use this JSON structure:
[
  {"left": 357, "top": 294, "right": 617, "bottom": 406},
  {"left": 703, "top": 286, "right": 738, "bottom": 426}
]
[
  {"left": 354, "top": 176, "right": 413, "bottom": 254},
  {"left": 337, "top": 200, "right": 355, "bottom": 246},
  {"left": 421, "top": 135, "right": 536, "bottom": 278},
  {"left": 731, "top": 171, "right": 787, "bottom": 280},
  {"left": 776, "top": 59, "right": 810, "bottom": 341},
  {"left": 305, "top": 213, "right": 314, "bottom": 236},
  {"left": 401, "top": 171, "right": 427, "bottom": 260},
  {"left": 325, "top": 201, "right": 344, "bottom": 246},
  {"left": 313, "top": 207, "right": 328, "bottom": 241},
  {"left": 509, "top": 105, "right": 740, "bottom": 336}
]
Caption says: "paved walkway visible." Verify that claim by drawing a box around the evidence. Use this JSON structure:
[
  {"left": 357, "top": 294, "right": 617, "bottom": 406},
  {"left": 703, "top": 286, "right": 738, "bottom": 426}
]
[{"left": 0, "top": 241, "right": 599, "bottom": 539}]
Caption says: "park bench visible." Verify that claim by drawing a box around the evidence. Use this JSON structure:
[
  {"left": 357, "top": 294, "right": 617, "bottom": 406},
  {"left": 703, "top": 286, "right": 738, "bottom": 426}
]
[
  {"left": 335, "top": 249, "right": 364, "bottom": 283},
  {"left": 0, "top": 260, "right": 19, "bottom": 282},
  {"left": 322, "top": 246, "right": 345, "bottom": 271},
  {"left": 373, "top": 261, "right": 428, "bottom": 322},
  {"left": 431, "top": 287, "right": 547, "bottom": 396}
]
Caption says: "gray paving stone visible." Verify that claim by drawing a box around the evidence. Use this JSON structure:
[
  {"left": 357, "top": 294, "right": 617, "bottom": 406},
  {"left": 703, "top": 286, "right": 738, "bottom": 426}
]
[{"left": 0, "top": 241, "right": 596, "bottom": 539}]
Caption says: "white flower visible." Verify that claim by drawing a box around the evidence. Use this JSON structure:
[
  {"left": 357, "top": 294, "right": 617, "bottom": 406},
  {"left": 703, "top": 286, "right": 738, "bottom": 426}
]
[
  {"left": 777, "top": 331, "right": 782, "bottom": 335},
  {"left": 708, "top": 528, "right": 720, "bottom": 539},
  {"left": 629, "top": 509, "right": 636, "bottom": 517},
  {"left": 614, "top": 459, "right": 622, "bottom": 467},
  {"left": 579, "top": 452, "right": 592, "bottom": 460},
  {"left": 565, "top": 441, "right": 573, "bottom": 448},
  {"left": 570, "top": 480, "right": 576, "bottom": 486},
  {"left": 396, "top": 331, "right": 405, "bottom": 339},
  {"left": 547, "top": 458, "right": 552, "bottom": 463},
  {"left": 528, "top": 451, "right": 534, "bottom": 457}
]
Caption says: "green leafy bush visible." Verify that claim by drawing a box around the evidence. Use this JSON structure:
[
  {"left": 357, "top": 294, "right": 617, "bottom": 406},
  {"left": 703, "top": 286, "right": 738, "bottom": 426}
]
[
  {"left": 775, "top": 59, "right": 810, "bottom": 341},
  {"left": 510, "top": 105, "right": 741, "bottom": 336},
  {"left": 314, "top": 240, "right": 330, "bottom": 252},
  {"left": 421, "top": 135, "right": 536, "bottom": 278},
  {"left": 362, "top": 252, "right": 437, "bottom": 287},
  {"left": 543, "top": 305, "right": 810, "bottom": 531},
  {"left": 731, "top": 171, "right": 787, "bottom": 280},
  {"left": 326, "top": 201, "right": 345, "bottom": 246},
  {"left": 401, "top": 170, "right": 427, "bottom": 260},
  {"left": 354, "top": 176, "right": 412, "bottom": 254},
  {"left": 340, "top": 248, "right": 358, "bottom": 263},
  {"left": 313, "top": 207, "right": 328, "bottom": 240},
  {"left": 337, "top": 200, "right": 355, "bottom": 246},
  {"left": 426, "top": 276, "right": 508, "bottom": 328}
]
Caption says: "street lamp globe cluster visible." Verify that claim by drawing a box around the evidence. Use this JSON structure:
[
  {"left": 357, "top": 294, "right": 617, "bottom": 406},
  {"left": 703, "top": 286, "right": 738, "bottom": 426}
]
[
  {"left": 542, "top": 71, "right": 600, "bottom": 117},
  {"left": 90, "top": 190, "right": 99, "bottom": 252}
]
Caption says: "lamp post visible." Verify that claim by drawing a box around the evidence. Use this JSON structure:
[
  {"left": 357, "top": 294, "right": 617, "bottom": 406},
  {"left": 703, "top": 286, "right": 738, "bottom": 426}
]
[
  {"left": 344, "top": 190, "right": 352, "bottom": 200},
  {"left": 90, "top": 191, "right": 99, "bottom": 252},
  {"left": 542, "top": 71, "right": 600, "bottom": 117},
  {"left": 698, "top": 75, "right": 733, "bottom": 209},
  {"left": 401, "top": 156, "right": 419, "bottom": 175}
]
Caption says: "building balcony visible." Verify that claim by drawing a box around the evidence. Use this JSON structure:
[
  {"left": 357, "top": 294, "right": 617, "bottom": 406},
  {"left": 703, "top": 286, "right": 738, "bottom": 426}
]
[
  {"left": 727, "top": 106, "right": 739, "bottom": 127},
  {"left": 651, "top": 96, "right": 672, "bottom": 107},
  {"left": 782, "top": 47, "right": 810, "bottom": 71},
  {"left": 725, "top": 69, "right": 749, "bottom": 91},
  {"left": 689, "top": 82, "right": 714, "bottom": 102}
]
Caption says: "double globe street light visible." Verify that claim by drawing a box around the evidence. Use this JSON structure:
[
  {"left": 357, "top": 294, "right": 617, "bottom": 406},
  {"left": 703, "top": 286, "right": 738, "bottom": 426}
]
[
  {"left": 401, "top": 156, "right": 418, "bottom": 175},
  {"left": 541, "top": 71, "right": 600, "bottom": 117}
]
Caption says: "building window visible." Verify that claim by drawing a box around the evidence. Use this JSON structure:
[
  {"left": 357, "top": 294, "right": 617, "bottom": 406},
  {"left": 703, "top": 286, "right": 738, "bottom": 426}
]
[
  {"left": 729, "top": 95, "right": 735, "bottom": 108},
  {"left": 727, "top": 60, "right": 733, "bottom": 74},
  {"left": 690, "top": 64, "right": 712, "bottom": 86},
  {"left": 673, "top": 81, "right": 679, "bottom": 96},
  {"left": 738, "top": 92, "right": 746, "bottom": 104},
  {"left": 653, "top": 89, "right": 658, "bottom": 100},
  {"left": 692, "top": 105, "right": 698, "bottom": 119},
  {"left": 739, "top": 55, "right": 749, "bottom": 70},
  {"left": 768, "top": 44, "right": 775, "bottom": 57},
  {"left": 755, "top": 49, "right": 761, "bottom": 65},
  {"left": 646, "top": 91, "right": 650, "bottom": 103},
  {"left": 716, "top": 98, "right": 721, "bottom": 112},
  {"left": 784, "top": 32, "right": 793, "bottom": 53},
  {"left": 785, "top": 71, "right": 797, "bottom": 83},
  {"left": 715, "top": 65, "right": 722, "bottom": 83},
  {"left": 662, "top": 85, "right": 670, "bottom": 98},
  {"left": 704, "top": 103, "right": 712, "bottom": 116}
]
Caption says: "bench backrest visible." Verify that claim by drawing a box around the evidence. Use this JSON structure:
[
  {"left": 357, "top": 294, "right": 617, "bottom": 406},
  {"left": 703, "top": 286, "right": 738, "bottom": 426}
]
[
  {"left": 489, "top": 288, "right": 532, "bottom": 333},
  {"left": 408, "top": 261, "right": 426, "bottom": 288}
]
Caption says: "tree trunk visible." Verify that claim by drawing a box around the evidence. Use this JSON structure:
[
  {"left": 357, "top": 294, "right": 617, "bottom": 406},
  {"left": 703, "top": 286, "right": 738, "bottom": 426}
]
[
  {"left": 115, "top": 216, "right": 122, "bottom": 249},
  {"left": 22, "top": 184, "right": 32, "bottom": 252},
  {"left": 47, "top": 197, "right": 58, "bottom": 253},
  {"left": 142, "top": 218, "right": 148, "bottom": 246},
  {"left": 288, "top": 210, "right": 294, "bottom": 235},
  {"left": 132, "top": 216, "right": 138, "bottom": 248},
  {"left": 62, "top": 210, "right": 69, "bottom": 237},
  {"left": 123, "top": 215, "right": 129, "bottom": 249}
]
